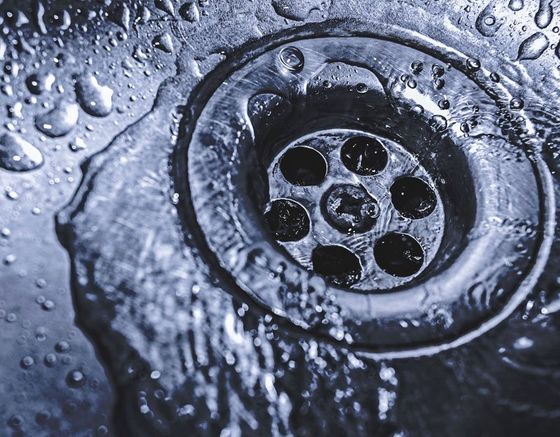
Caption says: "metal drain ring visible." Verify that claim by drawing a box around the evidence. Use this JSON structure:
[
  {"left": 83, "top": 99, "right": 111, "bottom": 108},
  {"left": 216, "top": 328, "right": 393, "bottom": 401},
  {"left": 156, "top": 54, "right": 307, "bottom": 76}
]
[{"left": 181, "top": 35, "right": 553, "bottom": 358}]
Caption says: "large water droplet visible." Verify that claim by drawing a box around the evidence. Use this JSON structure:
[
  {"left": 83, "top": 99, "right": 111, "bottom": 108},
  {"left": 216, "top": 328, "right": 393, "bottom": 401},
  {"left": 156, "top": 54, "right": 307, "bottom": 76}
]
[
  {"left": 35, "top": 100, "right": 79, "bottom": 137},
  {"left": 535, "top": 0, "right": 553, "bottom": 29},
  {"left": 272, "top": 0, "right": 330, "bottom": 21},
  {"left": 517, "top": 32, "right": 549, "bottom": 60},
  {"left": 179, "top": 2, "right": 200, "bottom": 22},
  {"left": 155, "top": 0, "right": 175, "bottom": 16},
  {"left": 0, "top": 133, "right": 43, "bottom": 172},
  {"left": 153, "top": 33, "right": 174, "bottom": 53},
  {"left": 75, "top": 74, "right": 114, "bottom": 117},
  {"left": 476, "top": 1, "right": 504, "bottom": 37}
]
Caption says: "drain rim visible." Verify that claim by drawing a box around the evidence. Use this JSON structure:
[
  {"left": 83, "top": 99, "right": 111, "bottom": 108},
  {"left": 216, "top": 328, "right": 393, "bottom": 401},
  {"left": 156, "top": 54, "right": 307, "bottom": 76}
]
[{"left": 179, "top": 32, "right": 554, "bottom": 358}]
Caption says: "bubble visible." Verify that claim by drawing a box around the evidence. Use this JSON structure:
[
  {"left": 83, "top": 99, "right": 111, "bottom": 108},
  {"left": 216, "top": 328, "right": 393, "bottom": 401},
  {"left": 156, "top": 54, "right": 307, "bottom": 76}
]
[
  {"left": 279, "top": 46, "right": 304, "bottom": 72},
  {"left": 466, "top": 57, "right": 481, "bottom": 71},
  {"left": 20, "top": 355, "right": 35, "bottom": 368},
  {"left": 510, "top": 97, "right": 525, "bottom": 110}
]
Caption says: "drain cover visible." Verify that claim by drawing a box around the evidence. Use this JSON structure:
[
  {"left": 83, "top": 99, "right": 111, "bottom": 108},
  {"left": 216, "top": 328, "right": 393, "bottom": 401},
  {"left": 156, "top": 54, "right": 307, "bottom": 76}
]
[{"left": 182, "top": 36, "right": 552, "bottom": 357}]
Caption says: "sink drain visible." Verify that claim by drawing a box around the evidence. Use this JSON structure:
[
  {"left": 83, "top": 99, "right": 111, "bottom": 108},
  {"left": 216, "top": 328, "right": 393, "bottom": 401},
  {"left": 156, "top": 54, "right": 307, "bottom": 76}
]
[{"left": 181, "top": 36, "right": 552, "bottom": 357}]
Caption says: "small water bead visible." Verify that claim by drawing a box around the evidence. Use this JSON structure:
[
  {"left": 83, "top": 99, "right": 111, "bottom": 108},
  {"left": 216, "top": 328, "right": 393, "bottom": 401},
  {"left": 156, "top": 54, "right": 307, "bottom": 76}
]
[
  {"left": 20, "top": 355, "right": 35, "bottom": 368},
  {"left": 179, "top": 2, "right": 200, "bottom": 22},
  {"left": 406, "top": 78, "right": 417, "bottom": 89},
  {"left": 433, "top": 78, "right": 445, "bottom": 90},
  {"left": 66, "top": 369, "right": 86, "bottom": 388},
  {"left": 429, "top": 115, "right": 448, "bottom": 131},
  {"left": 432, "top": 64, "right": 445, "bottom": 77},
  {"left": 508, "top": 0, "right": 524, "bottom": 11},
  {"left": 466, "top": 58, "right": 481, "bottom": 71},
  {"left": 356, "top": 83, "right": 368, "bottom": 94},
  {"left": 44, "top": 353, "right": 57, "bottom": 367},
  {"left": 279, "top": 46, "right": 304, "bottom": 72},
  {"left": 510, "top": 97, "right": 525, "bottom": 110},
  {"left": 41, "top": 300, "right": 55, "bottom": 311},
  {"left": 55, "top": 340, "right": 70, "bottom": 352},
  {"left": 410, "top": 60, "right": 423, "bottom": 74},
  {"left": 153, "top": 33, "right": 174, "bottom": 53},
  {"left": 490, "top": 72, "right": 500, "bottom": 82},
  {"left": 535, "top": 0, "right": 553, "bottom": 29},
  {"left": 26, "top": 72, "right": 55, "bottom": 95},
  {"left": 438, "top": 99, "right": 450, "bottom": 110}
]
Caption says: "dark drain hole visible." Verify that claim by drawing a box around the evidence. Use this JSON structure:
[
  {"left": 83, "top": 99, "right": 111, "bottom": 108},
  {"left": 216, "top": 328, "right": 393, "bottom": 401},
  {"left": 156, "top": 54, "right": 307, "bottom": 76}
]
[
  {"left": 280, "top": 146, "right": 327, "bottom": 186},
  {"left": 311, "top": 245, "right": 362, "bottom": 287},
  {"left": 374, "top": 232, "right": 424, "bottom": 277},
  {"left": 264, "top": 199, "right": 310, "bottom": 242},
  {"left": 390, "top": 176, "right": 437, "bottom": 219},
  {"left": 341, "top": 136, "right": 388, "bottom": 176}
]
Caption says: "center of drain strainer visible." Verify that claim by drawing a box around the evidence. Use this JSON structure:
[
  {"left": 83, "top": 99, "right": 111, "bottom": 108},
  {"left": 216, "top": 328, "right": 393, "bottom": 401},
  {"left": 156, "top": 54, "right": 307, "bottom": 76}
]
[
  {"left": 183, "top": 35, "right": 550, "bottom": 358},
  {"left": 266, "top": 129, "right": 443, "bottom": 291}
]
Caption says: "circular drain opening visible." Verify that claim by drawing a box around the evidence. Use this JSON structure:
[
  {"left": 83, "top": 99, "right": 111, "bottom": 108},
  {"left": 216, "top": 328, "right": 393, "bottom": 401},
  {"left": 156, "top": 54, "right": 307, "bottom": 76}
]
[
  {"left": 341, "top": 136, "right": 388, "bottom": 176},
  {"left": 183, "top": 35, "right": 550, "bottom": 357},
  {"left": 311, "top": 245, "right": 362, "bottom": 287},
  {"left": 279, "top": 146, "right": 328, "bottom": 186},
  {"left": 374, "top": 232, "right": 425, "bottom": 277}
]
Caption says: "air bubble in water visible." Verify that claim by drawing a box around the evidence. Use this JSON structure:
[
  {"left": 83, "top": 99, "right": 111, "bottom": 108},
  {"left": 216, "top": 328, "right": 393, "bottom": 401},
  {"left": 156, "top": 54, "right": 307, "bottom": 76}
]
[
  {"left": 35, "top": 100, "right": 79, "bottom": 137},
  {"left": 279, "top": 46, "right": 304, "bottom": 72},
  {"left": 517, "top": 32, "right": 549, "bottom": 60},
  {"left": 0, "top": 133, "right": 43, "bottom": 172},
  {"left": 75, "top": 73, "right": 114, "bottom": 117}
]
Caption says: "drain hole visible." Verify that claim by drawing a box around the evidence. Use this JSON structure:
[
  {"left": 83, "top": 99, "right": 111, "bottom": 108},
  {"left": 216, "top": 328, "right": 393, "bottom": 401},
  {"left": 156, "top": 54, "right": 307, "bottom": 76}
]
[
  {"left": 280, "top": 146, "right": 327, "bottom": 186},
  {"left": 322, "top": 184, "right": 379, "bottom": 234},
  {"left": 264, "top": 199, "right": 310, "bottom": 242},
  {"left": 390, "top": 176, "right": 437, "bottom": 219},
  {"left": 341, "top": 136, "right": 388, "bottom": 176},
  {"left": 374, "top": 232, "right": 424, "bottom": 277},
  {"left": 311, "top": 245, "right": 362, "bottom": 287}
]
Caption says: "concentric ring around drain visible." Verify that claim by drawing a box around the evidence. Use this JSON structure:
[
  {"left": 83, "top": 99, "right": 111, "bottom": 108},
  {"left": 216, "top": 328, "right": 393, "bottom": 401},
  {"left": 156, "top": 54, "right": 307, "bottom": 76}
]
[{"left": 181, "top": 35, "right": 553, "bottom": 358}]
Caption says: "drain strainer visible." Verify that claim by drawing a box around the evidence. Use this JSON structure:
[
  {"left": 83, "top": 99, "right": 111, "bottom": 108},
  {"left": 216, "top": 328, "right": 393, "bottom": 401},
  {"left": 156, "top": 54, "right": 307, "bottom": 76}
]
[{"left": 181, "top": 36, "right": 552, "bottom": 358}]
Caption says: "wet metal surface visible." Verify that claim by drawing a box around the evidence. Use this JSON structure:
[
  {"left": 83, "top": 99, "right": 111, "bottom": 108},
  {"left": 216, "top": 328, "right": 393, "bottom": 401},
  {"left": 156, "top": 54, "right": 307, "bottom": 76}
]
[{"left": 1, "top": 1, "right": 560, "bottom": 436}]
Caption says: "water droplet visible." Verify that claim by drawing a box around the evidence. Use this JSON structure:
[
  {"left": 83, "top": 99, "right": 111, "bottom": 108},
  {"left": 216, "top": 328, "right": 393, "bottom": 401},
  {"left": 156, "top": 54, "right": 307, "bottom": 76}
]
[
  {"left": 35, "top": 100, "right": 79, "bottom": 137},
  {"left": 476, "top": 1, "right": 504, "bottom": 37},
  {"left": 66, "top": 369, "right": 86, "bottom": 388},
  {"left": 109, "top": 3, "right": 131, "bottom": 31},
  {"left": 180, "top": 2, "right": 200, "bottom": 22},
  {"left": 272, "top": 0, "right": 330, "bottom": 21},
  {"left": 153, "top": 33, "right": 174, "bottom": 53},
  {"left": 20, "top": 355, "right": 34, "bottom": 368},
  {"left": 279, "top": 46, "right": 304, "bottom": 72},
  {"left": 26, "top": 72, "right": 55, "bottom": 95},
  {"left": 517, "top": 32, "right": 549, "bottom": 60},
  {"left": 155, "top": 0, "right": 175, "bottom": 16},
  {"left": 69, "top": 137, "right": 87, "bottom": 152},
  {"left": 429, "top": 115, "right": 448, "bottom": 131},
  {"left": 508, "top": 0, "right": 524, "bottom": 11},
  {"left": 0, "top": 133, "right": 43, "bottom": 172},
  {"left": 55, "top": 340, "right": 70, "bottom": 352},
  {"left": 44, "top": 353, "right": 57, "bottom": 367},
  {"left": 510, "top": 97, "right": 525, "bottom": 110},
  {"left": 535, "top": 0, "right": 553, "bottom": 29},
  {"left": 75, "top": 74, "right": 114, "bottom": 117},
  {"left": 410, "top": 60, "right": 423, "bottom": 74},
  {"left": 466, "top": 57, "right": 481, "bottom": 71}
]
